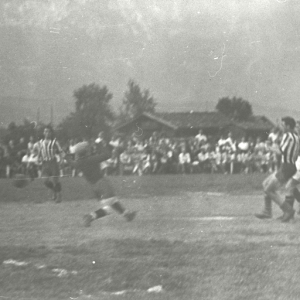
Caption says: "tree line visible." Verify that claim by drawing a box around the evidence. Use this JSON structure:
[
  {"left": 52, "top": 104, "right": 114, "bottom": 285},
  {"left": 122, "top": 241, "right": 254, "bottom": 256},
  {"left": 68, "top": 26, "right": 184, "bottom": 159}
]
[{"left": 0, "top": 79, "right": 253, "bottom": 144}]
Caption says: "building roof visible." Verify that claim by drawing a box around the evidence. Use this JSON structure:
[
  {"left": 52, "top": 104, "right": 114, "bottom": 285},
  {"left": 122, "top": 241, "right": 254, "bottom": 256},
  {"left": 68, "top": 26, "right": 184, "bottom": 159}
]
[
  {"left": 114, "top": 112, "right": 178, "bottom": 131},
  {"left": 114, "top": 112, "right": 274, "bottom": 132},
  {"left": 153, "top": 111, "right": 232, "bottom": 128},
  {"left": 233, "top": 115, "right": 274, "bottom": 131}
]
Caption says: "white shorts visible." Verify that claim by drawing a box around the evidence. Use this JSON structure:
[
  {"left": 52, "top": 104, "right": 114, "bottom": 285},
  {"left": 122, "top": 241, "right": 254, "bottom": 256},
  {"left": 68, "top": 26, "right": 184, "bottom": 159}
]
[{"left": 292, "top": 156, "right": 300, "bottom": 182}]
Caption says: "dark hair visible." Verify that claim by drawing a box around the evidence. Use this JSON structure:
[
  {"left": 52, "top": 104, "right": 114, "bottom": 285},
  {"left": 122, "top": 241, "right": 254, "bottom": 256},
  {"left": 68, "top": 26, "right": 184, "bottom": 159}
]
[{"left": 281, "top": 117, "right": 296, "bottom": 130}]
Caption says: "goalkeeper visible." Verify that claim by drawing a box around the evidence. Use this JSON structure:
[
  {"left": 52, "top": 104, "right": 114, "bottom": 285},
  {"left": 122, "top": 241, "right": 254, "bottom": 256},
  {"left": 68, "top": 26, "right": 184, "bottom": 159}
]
[{"left": 66, "top": 141, "right": 136, "bottom": 227}]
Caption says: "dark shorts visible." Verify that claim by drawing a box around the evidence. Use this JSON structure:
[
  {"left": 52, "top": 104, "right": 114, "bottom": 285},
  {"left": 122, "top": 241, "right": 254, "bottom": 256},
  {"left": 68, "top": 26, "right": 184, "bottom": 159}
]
[
  {"left": 42, "top": 160, "right": 60, "bottom": 178},
  {"left": 92, "top": 177, "right": 115, "bottom": 200},
  {"left": 275, "top": 163, "right": 296, "bottom": 184}
]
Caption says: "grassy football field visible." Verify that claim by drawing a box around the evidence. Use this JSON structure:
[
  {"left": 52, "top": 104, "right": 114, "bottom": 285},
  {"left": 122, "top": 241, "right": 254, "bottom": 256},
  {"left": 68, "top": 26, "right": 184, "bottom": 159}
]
[{"left": 1, "top": 173, "right": 300, "bottom": 300}]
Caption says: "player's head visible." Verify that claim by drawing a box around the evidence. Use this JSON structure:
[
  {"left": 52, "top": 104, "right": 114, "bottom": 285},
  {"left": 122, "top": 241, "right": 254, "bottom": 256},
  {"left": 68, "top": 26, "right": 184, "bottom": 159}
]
[
  {"left": 43, "top": 125, "right": 54, "bottom": 139},
  {"left": 281, "top": 117, "right": 296, "bottom": 133}
]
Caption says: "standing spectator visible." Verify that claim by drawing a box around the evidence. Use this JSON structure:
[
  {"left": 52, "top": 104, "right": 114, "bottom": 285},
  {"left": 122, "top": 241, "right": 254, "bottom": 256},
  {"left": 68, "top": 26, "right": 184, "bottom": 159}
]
[
  {"left": 195, "top": 129, "right": 207, "bottom": 146},
  {"left": 6, "top": 140, "right": 19, "bottom": 178},
  {"left": 69, "top": 139, "right": 78, "bottom": 177},
  {"left": 28, "top": 136, "right": 35, "bottom": 153},
  {"left": 16, "top": 137, "right": 27, "bottom": 162},
  {"left": 95, "top": 131, "right": 106, "bottom": 153}
]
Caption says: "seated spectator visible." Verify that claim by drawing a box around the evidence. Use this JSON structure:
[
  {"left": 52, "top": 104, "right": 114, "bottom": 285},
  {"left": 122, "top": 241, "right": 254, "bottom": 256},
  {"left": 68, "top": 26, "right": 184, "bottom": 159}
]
[
  {"left": 197, "top": 149, "right": 208, "bottom": 173},
  {"left": 102, "top": 148, "right": 119, "bottom": 176},
  {"left": 132, "top": 148, "right": 143, "bottom": 176},
  {"left": 218, "top": 134, "right": 228, "bottom": 151},
  {"left": 247, "top": 136, "right": 256, "bottom": 153},
  {"left": 212, "top": 146, "right": 223, "bottom": 173},
  {"left": 221, "top": 148, "right": 231, "bottom": 174},
  {"left": 254, "top": 137, "right": 266, "bottom": 172},
  {"left": 260, "top": 148, "right": 269, "bottom": 173},
  {"left": 178, "top": 147, "right": 191, "bottom": 174},
  {"left": 158, "top": 150, "right": 169, "bottom": 174},
  {"left": 119, "top": 149, "right": 134, "bottom": 175},
  {"left": 134, "top": 140, "right": 145, "bottom": 152},
  {"left": 141, "top": 149, "right": 151, "bottom": 174},
  {"left": 254, "top": 137, "right": 265, "bottom": 154},
  {"left": 109, "top": 133, "right": 121, "bottom": 149},
  {"left": 150, "top": 148, "right": 160, "bottom": 174},
  {"left": 237, "top": 136, "right": 249, "bottom": 153}
]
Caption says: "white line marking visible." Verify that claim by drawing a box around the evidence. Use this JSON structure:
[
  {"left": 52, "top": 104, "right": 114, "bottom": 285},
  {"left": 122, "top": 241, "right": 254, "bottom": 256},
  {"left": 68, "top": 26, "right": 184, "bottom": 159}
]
[{"left": 173, "top": 216, "right": 235, "bottom": 221}]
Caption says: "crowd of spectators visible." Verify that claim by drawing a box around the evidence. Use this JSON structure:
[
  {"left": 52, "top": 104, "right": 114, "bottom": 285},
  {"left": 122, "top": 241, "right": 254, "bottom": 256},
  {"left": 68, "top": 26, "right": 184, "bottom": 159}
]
[
  {"left": 95, "top": 128, "right": 282, "bottom": 176},
  {"left": 0, "top": 127, "right": 282, "bottom": 179}
]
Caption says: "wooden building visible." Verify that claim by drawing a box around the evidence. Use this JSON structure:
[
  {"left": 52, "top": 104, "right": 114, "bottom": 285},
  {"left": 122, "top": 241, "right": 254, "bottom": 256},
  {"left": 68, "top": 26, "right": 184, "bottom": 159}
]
[{"left": 114, "top": 111, "right": 274, "bottom": 140}]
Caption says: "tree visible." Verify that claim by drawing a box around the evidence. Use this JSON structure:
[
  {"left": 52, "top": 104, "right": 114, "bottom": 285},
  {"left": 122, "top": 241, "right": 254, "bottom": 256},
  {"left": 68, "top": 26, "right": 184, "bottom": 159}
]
[
  {"left": 4, "top": 119, "right": 38, "bottom": 144},
  {"left": 58, "top": 83, "right": 115, "bottom": 141},
  {"left": 119, "top": 79, "right": 157, "bottom": 123},
  {"left": 56, "top": 113, "right": 81, "bottom": 143},
  {"left": 216, "top": 97, "right": 253, "bottom": 121}
]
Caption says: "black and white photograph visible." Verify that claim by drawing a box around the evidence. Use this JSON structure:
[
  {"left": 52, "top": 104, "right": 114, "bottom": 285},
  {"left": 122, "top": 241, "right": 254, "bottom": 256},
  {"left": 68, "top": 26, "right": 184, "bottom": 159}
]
[{"left": 1, "top": 1, "right": 300, "bottom": 299}]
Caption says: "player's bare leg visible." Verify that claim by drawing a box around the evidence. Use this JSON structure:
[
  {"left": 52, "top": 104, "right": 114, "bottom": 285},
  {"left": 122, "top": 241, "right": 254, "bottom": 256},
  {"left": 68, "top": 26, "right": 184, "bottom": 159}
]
[
  {"left": 278, "top": 178, "right": 299, "bottom": 219},
  {"left": 52, "top": 176, "right": 62, "bottom": 203},
  {"left": 255, "top": 174, "right": 274, "bottom": 219},
  {"left": 256, "top": 173, "right": 295, "bottom": 222}
]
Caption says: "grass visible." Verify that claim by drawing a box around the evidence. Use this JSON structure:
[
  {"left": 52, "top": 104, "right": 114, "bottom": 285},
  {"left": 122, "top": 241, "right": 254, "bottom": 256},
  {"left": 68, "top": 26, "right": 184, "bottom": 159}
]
[{"left": 0, "top": 173, "right": 300, "bottom": 299}]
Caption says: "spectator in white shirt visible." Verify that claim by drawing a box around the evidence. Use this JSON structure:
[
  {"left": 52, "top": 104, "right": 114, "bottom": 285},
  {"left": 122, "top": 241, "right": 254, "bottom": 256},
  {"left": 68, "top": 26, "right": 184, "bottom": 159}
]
[
  {"left": 238, "top": 136, "right": 249, "bottom": 153},
  {"left": 195, "top": 129, "right": 207, "bottom": 145},
  {"left": 178, "top": 147, "right": 191, "bottom": 174}
]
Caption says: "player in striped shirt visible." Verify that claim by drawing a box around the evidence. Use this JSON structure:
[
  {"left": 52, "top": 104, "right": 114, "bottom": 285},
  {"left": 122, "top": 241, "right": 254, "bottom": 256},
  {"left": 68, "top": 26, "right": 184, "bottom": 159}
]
[
  {"left": 38, "top": 126, "right": 63, "bottom": 203},
  {"left": 65, "top": 141, "right": 136, "bottom": 227},
  {"left": 280, "top": 121, "right": 300, "bottom": 216},
  {"left": 255, "top": 117, "right": 300, "bottom": 222}
]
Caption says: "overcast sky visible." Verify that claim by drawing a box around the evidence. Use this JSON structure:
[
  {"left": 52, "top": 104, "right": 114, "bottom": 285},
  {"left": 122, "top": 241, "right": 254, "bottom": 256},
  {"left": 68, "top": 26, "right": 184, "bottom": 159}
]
[{"left": 1, "top": 0, "right": 300, "bottom": 124}]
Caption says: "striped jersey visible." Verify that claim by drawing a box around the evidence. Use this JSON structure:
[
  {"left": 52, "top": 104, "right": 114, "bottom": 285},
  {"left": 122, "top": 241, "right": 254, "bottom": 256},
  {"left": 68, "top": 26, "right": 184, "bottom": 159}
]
[
  {"left": 38, "top": 138, "right": 62, "bottom": 161},
  {"left": 280, "top": 132, "right": 300, "bottom": 164}
]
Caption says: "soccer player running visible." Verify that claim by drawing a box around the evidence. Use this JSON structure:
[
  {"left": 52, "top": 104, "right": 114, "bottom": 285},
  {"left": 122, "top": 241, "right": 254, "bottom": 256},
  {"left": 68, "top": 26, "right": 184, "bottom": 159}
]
[
  {"left": 38, "top": 126, "right": 63, "bottom": 203},
  {"left": 255, "top": 117, "right": 300, "bottom": 223},
  {"left": 66, "top": 141, "right": 136, "bottom": 227}
]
